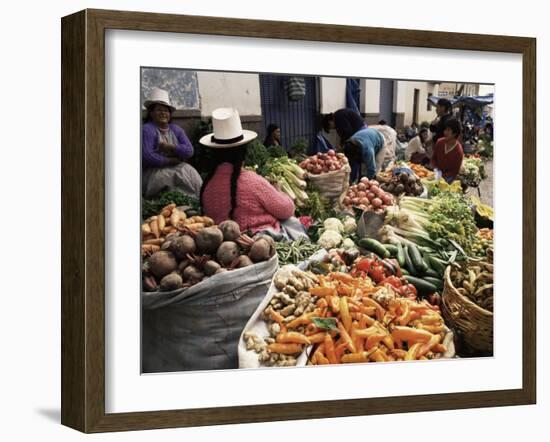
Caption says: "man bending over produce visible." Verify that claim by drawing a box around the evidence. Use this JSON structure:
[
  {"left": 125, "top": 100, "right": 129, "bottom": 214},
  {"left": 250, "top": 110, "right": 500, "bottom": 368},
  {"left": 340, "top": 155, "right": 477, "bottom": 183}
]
[{"left": 334, "top": 108, "right": 392, "bottom": 181}]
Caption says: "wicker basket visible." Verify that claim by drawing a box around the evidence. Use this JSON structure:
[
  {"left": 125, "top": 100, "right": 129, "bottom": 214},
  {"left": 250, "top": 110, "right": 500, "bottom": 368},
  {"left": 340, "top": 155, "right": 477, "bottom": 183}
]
[{"left": 441, "top": 266, "right": 493, "bottom": 353}]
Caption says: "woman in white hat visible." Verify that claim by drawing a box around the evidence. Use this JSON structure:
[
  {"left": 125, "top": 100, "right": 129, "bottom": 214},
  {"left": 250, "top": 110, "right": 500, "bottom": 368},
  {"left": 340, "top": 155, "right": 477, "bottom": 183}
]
[
  {"left": 199, "top": 108, "right": 296, "bottom": 236},
  {"left": 142, "top": 87, "right": 202, "bottom": 198}
]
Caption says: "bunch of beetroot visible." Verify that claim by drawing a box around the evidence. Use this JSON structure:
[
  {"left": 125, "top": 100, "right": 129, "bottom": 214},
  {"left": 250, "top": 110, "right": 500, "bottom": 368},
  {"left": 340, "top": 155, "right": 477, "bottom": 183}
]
[
  {"left": 342, "top": 177, "right": 395, "bottom": 214},
  {"left": 299, "top": 150, "right": 348, "bottom": 175},
  {"left": 142, "top": 220, "right": 276, "bottom": 293}
]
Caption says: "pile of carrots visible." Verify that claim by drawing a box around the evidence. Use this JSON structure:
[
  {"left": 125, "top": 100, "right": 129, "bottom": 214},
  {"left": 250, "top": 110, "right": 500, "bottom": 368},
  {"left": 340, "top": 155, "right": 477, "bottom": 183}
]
[{"left": 265, "top": 272, "right": 448, "bottom": 364}]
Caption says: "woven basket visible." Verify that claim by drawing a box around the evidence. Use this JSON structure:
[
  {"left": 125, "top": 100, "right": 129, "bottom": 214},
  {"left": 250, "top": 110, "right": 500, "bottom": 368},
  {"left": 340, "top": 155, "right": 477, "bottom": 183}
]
[{"left": 441, "top": 266, "right": 493, "bottom": 353}]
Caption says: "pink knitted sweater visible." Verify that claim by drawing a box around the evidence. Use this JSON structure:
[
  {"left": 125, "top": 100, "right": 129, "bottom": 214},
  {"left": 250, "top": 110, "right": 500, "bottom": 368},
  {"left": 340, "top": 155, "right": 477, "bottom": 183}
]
[{"left": 202, "top": 163, "right": 295, "bottom": 233}]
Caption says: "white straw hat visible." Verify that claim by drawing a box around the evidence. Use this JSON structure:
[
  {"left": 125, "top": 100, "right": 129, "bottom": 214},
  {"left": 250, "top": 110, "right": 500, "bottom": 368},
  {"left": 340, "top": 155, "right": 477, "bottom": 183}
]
[
  {"left": 199, "top": 108, "right": 257, "bottom": 148},
  {"left": 143, "top": 87, "right": 176, "bottom": 112}
]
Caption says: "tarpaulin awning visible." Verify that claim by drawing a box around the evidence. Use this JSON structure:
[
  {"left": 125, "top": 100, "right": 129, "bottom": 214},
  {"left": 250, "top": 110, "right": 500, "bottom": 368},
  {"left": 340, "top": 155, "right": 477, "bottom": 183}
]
[{"left": 428, "top": 94, "right": 494, "bottom": 108}]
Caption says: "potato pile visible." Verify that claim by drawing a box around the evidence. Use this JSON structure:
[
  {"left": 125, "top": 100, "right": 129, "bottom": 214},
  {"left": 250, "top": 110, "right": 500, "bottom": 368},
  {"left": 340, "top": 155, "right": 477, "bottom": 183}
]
[
  {"left": 142, "top": 204, "right": 277, "bottom": 292},
  {"left": 379, "top": 172, "right": 424, "bottom": 197}
]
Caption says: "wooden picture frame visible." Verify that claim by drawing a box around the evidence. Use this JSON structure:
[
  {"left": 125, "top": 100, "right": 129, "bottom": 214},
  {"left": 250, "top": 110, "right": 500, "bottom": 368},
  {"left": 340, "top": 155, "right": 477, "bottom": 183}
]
[{"left": 61, "top": 8, "right": 536, "bottom": 433}]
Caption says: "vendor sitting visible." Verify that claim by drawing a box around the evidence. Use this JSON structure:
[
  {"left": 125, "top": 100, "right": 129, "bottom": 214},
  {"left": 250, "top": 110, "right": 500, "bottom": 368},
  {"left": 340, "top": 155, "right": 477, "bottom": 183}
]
[
  {"left": 405, "top": 126, "right": 433, "bottom": 165},
  {"left": 142, "top": 87, "right": 202, "bottom": 198},
  {"left": 200, "top": 108, "right": 297, "bottom": 236},
  {"left": 431, "top": 117, "right": 464, "bottom": 183}
]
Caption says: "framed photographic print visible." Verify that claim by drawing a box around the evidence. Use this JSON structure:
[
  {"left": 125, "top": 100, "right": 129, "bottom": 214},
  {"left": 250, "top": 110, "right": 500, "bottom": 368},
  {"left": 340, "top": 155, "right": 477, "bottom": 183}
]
[{"left": 61, "top": 9, "right": 536, "bottom": 433}]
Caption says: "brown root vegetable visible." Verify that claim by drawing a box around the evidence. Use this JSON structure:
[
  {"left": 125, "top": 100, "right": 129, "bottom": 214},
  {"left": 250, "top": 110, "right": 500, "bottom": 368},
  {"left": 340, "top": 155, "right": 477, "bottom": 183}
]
[
  {"left": 219, "top": 220, "right": 241, "bottom": 241},
  {"left": 142, "top": 275, "right": 158, "bottom": 292},
  {"left": 159, "top": 273, "right": 183, "bottom": 291},
  {"left": 182, "top": 265, "right": 204, "bottom": 282},
  {"left": 178, "top": 259, "right": 190, "bottom": 273},
  {"left": 248, "top": 238, "right": 275, "bottom": 263},
  {"left": 148, "top": 251, "right": 177, "bottom": 279},
  {"left": 170, "top": 235, "right": 197, "bottom": 259},
  {"left": 233, "top": 255, "right": 254, "bottom": 268},
  {"left": 195, "top": 227, "right": 224, "bottom": 254},
  {"left": 203, "top": 260, "right": 222, "bottom": 276},
  {"left": 216, "top": 241, "right": 240, "bottom": 266}
]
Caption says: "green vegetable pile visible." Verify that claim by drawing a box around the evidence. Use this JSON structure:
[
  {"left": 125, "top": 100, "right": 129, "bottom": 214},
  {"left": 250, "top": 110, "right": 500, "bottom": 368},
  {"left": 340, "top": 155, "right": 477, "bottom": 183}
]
[
  {"left": 142, "top": 190, "right": 200, "bottom": 220},
  {"left": 276, "top": 237, "right": 321, "bottom": 266},
  {"left": 296, "top": 184, "right": 330, "bottom": 221},
  {"left": 262, "top": 156, "right": 309, "bottom": 207},
  {"left": 382, "top": 192, "right": 478, "bottom": 255},
  {"left": 244, "top": 140, "right": 289, "bottom": 176}
]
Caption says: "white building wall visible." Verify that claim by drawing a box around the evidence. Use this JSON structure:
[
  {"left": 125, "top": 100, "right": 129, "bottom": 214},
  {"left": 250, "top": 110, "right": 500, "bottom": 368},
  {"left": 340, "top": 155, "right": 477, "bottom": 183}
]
[
  {"left": 399, "top": 81, "right": 438, "bottom": 126},
  {"left": 196, "top": 72, "right": 262, "bottom": 116},
  {"left": 320, "top": 77, "right": 346, "bottom": 113},
  {"left": 363, "top": 79, "right": 381, "bottom": 114}
]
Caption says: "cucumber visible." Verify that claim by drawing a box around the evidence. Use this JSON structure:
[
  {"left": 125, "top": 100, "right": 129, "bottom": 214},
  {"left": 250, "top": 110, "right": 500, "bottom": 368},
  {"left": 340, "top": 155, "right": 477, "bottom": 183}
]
[
  {"left": 396, "top": 243, "right": 406, "bottom": 267},
  {"left": 428, "top": 256, "right": 447, "bottom": 275},
  {"left": 384, "top": 244, "right": 399, "bottom": 257},
  {"left": 358, "top": 238, "right": 390, "bottom": 258},
  {"left": 425, "top": 268, "right": 441, "bottom": 278},
  {"left": 408, "top": 244, "right": 427, "bottom": 273},
  {"left": 423, "top": 276, "right": 443, "bottom": 290},
  {"left": 403, "top": 245, "right": 416, "bottom": 275},
  {"left": 403, "top": 275, "right": 438, "bottom": 294}
]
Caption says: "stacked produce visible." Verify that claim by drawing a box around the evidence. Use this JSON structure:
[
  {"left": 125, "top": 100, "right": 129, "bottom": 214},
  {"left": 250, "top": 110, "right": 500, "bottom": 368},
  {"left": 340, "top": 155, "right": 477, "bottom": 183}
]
[
  {"left": 407, "top": 163, "right": 435, "bottom": 180},
  {"left": 342, "top": 177, "right": 394, "bottom": 213},
  {"left": 458, "top": 157, "right": 487, "bottom": 187},
  {"left": 141, "top": 203, "right": 214, "bottom": 257},
  {"left": 449, "top": 258, "right": 493, "bottom": 312},
  {"left": 244, "top": 269, "right": 320, "bottom": 367},
  {"left": 422, "top": 178, "right": 462, "bottom": 197},
  {"left": 299, "top": 150, "right": 348, "bottom": 175},
  {"left": 316, "top": 217, "right": 356, "bottom": 250},
  {"left": 354, "top": 240, "right": 443, "bottom": 302},
  {"left": 276, "top": 237, "right": 321, "bottom": 266},
  {"left": 472, "top": 228, "right": 493, "bottom": 257},
  {"left": 142, "top": 213, "right": 277, "bottom": 292},
  {"left": 379, "top": 172, "right": 424, "bottom": 197},
  {"left": 142, "top": 190, "right": 200, "bottom": 219},
  {"left": 252, "top": 271, "right": 450, "bottom": 365},
  {"left": 381, "top": 193, "right": 478, "bottom": 255},
  {"left": 262, "top": 156, "right": 309, "bottom": 207}
]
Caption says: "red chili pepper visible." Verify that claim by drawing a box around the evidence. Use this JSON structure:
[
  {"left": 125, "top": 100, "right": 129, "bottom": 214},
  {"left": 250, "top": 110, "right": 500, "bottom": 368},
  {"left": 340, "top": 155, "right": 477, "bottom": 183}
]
[
  {"left": 355, "top": 258, "right": 374, "bottom": 272},
  {"left": 369, "top": 265, "right": 386, "bottom": 283},
  {"left": 379, "top": 275, "right": 403, "bottom": 289}
]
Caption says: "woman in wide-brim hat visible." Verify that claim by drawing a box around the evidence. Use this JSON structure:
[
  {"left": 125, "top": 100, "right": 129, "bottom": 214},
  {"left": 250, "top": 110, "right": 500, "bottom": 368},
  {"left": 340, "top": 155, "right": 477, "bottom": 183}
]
[
  {"left": 199, "top": 108, "right": 297, "bottom": 236},
  {"left": 142, "top": 87, "right": 202, "bottom": 199}
]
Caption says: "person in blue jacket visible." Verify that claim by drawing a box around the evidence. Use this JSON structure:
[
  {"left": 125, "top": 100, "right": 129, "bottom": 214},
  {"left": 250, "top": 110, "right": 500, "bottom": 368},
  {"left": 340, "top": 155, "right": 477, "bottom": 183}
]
[
  {"left": 333, "top": 108, "right": 367, "bottom": 182},
  {"left": 334, "top": 108, "right": 389, "bottom": 182}
]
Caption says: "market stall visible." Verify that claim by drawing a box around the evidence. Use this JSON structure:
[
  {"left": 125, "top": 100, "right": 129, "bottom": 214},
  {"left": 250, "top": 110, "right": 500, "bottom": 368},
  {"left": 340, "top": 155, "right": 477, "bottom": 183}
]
[{"left": 141, "top": 141, "right": 494, "bottom": 372}]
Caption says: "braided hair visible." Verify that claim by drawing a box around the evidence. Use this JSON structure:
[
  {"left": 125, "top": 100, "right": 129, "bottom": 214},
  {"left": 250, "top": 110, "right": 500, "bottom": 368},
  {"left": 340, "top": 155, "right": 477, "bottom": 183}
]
[{"left": 200, "top": 144, "right": 248, "bottom": 220}]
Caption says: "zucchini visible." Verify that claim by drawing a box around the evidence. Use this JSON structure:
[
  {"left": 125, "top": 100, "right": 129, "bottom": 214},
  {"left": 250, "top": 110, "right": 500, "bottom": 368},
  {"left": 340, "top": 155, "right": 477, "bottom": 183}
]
[
  {"left": 384, "top": 244, "right": 399, "bottom": 257},
  {"left": 403, "top": 245, "right": 416, "bottom": 275},
  {"left": 403, "top": 275, "right": 438, "bottom": 294},
  {"left": 423, "top": 276, "right": 443, "bottom": 290},
  {"left": 358, "top": 238, "right": 390, "bottom": 258},
  {"left": 425, "top": 268, "right": 441, "bottom": 278},
  {"left": 408, "top": 244, "right": 427, "bottom": 273},
  {"left": 428, "top": 256, "right": 447, "bottom": 275},
  {"left": 396, "top": 242, "right": 406, "bottom": 267}
]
